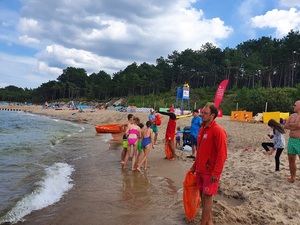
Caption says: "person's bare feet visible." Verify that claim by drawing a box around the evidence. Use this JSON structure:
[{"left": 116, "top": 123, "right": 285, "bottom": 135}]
[
  {"left": 288, "top": 178, "right": 296, "bottom": 183},
  {"left": 269, "top": 148, "right": 276, "bottom": 155},
  {"left": 169, "top": 157, "right": 176, "bottom": 161},
  {"left": 137, "top": 167, "right": 142, "bottom": 173}
]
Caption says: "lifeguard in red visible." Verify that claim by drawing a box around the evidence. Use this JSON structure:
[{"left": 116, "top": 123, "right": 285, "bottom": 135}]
[
  {"left": 159, "top": 107, "right": 177, "bottom": 160},
  {"left": 194, "top": 120, "right": 227, "bottom": 178},
  {"left": 190, "top": 102, "right": 227, "bottom": 225}
]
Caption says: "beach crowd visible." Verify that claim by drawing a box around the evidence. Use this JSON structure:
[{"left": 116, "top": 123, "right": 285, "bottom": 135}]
[{"left": 118, "top": 99, "right": 300, "bottom": 225}]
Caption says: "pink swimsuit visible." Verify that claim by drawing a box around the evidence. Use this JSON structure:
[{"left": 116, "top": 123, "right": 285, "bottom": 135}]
[{"left": 127, "top": 128, "right": 138, "bottom": 145}]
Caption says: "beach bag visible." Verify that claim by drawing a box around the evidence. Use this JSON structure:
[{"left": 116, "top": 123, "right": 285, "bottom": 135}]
[
  {"left": 183, "top": 171, "right": 201, "bottom": 221},
  {"left": 155, "top": 114, "right": 162, "bottom": 126}
]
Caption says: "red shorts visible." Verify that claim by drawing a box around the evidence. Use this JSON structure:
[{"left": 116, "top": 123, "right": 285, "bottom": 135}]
[
  {"left": 166, "top": 133, "right": 175, "bottom": 140},
  {"left": 196, "top": 173, "right": 219, "bottom": 195}
]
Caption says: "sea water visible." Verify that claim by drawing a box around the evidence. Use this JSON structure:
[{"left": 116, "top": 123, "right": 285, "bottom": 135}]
[
  {"left": 0, "top": 110, "right": 187, "bottom": 225},
  {"left": 0, "top": 110, "right": 84, "bottom": 224}
]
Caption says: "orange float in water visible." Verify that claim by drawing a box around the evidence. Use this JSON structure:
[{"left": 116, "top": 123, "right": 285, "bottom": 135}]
[{"left": 183, "top": 170, "right": 201, "bottom": 221}]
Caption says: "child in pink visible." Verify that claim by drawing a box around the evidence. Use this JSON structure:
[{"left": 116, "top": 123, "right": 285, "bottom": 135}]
[{"left": 123, "top": 117, "right": 141, "bottom": 170}]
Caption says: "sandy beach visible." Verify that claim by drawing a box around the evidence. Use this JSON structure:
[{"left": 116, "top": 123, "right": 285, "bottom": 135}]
[{"left": 4, "top": 105, "right": 300, "bottom": 225}]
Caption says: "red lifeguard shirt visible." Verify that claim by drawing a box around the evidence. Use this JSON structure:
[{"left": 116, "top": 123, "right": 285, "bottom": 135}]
[
  {"left": 191, "top": 120, "right": 227, "bottom": 178},
  {"left": 158, "top": 111, "right": 177, "bottom": 139}
]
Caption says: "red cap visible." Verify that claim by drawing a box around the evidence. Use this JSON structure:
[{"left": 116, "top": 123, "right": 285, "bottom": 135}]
[{"left": 168, "top": 107, "right": 175, "bottom": 112}]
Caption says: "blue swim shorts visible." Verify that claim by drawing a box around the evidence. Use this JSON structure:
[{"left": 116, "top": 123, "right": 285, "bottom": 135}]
[
  {"left": 190, "top": 135, "right": 197, "bottom": 146},
  {"left": 287, "top": 137, "right": 300, "bottom": 155}
]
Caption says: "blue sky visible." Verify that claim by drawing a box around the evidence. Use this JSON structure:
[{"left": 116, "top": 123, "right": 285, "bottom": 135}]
[{"left": 0, "top": 0, "right": 300, "bottom": 89}]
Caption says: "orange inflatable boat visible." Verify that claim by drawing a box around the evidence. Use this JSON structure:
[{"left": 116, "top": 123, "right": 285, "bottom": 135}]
[
  {"left": 95, "top": 124, "right": 122, "bottom": 133},
  {"left": 183, "top": 170, "right": 201, "bottom": 221}
]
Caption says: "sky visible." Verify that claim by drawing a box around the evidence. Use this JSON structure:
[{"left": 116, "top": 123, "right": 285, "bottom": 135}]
[{"left": 0, "top": 0, "right": 300, "bottom": 89}]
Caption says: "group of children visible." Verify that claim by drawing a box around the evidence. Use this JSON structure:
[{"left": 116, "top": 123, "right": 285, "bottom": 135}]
[
  {"left": 120, "top": 114, "right": 154, "bottom": 173},
  {"left": 118, "top": 111, "right": 287, "bottom": 174}
]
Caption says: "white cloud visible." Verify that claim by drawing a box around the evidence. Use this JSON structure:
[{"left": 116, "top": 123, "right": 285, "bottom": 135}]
[
  {"left": 17, "top": 17, "right": 42, "bottom": 33},
  {"left": 0, "top": 52, "right": 58, "bottom": 89},
  {"left": 18, "top": 0, "right": 232, "bottom": 64},
  {"left": 19, "top": 35, "right": 40, "bottom": 44},
  {"left": 251, "top": 8, "right": 300, "bottom": 37},
  {"left": 279, "top": 0, "right": 300, "bottom": 8},
  {"left": 1, "top": 0, "right": 234, "bottom": 88},
  {"left": 37, "top": 62, "right": 62, "bottom": 76},
  {"left": 36, "top": 44, "right": 129, "bottom": 75}
]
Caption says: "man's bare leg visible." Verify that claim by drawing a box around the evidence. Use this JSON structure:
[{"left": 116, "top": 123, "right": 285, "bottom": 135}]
[
  {"left": 154, "top": 132, "right": 158, "bottom": 145},
  {"left": 169, "top": 139, "right": 176, "bottom": 160},
  {"left": 192, "top": 144, "right": 197, "bottom": 157},
  {"left": 288, "top": 154, "right": 296, "bottom": 183},
  {"left": 200, "top": 194, "right": 213, "bottom": 225}
]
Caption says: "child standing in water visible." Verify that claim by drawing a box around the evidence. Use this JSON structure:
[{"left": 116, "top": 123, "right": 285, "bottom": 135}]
[
  {"left": 137, "top": 121, "right": 154, "bottom": 173},
  {"left": 261, "top": 119, "right": 286, "bottom": 171},
  {"left": 175, "top": 126, "right": 181, "bottom": 149},
  {"left": 123, "top": 117, "right": 141, "bottom": 170},
  {"left": 119, "top": 114, "right": 134, "bottom": 164},
  {"left": 136, "top": 123, "right": 144, "bottom": 166}
]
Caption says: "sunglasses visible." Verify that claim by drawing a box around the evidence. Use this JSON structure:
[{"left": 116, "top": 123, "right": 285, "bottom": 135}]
[{"left": 201, "top": 111, "right": 211, "bottom": 115}]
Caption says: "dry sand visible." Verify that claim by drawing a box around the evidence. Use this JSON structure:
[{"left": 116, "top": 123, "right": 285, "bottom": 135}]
[{"left": 3, "top": 105, "right": 300, "bottom": 225}]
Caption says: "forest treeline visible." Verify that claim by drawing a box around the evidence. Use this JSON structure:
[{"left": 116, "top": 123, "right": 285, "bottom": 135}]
[{"left": 1, "top": 30, "right": 299, "bottom": 114}]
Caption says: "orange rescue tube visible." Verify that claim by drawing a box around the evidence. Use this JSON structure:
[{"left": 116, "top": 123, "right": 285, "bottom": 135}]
[
  {"left": 164, "top": 138, "right": 172, "bottom": 159},
  {"left": 183, "top": 170, "right": 201, "bottom": 221},
  {"left": 95, "top": 124, "right": 122, "bottom": 133}
]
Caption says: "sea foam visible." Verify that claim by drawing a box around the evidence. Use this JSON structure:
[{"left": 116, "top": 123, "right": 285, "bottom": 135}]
[{"left": 0, "top": 162, "right": 74, "bottom": 224}]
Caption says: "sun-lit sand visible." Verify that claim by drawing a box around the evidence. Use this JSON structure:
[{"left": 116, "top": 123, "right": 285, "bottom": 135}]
[{"left": 4, "top": 104, "right": 300, "bottom": 224}]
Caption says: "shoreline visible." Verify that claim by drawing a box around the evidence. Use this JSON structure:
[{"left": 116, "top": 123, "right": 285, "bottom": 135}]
[{"left": 4, "top": 105, "right": 300, "bottom": 224}]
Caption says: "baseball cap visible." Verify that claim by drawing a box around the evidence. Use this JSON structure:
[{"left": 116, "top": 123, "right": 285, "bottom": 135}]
[
  {"left": 150, "top": 109, "right": 155, "bottom": 113},
  {"left": 167, "top": 107, "right": 175, "bottom": 112}
]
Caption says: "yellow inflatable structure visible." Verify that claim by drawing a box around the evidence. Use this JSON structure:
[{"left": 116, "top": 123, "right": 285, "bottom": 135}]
[{"left": 262, "top": 112, "right": 289, "bottom": 124}]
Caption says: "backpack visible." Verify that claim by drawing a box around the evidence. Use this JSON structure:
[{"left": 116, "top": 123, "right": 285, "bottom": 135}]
[{"left": 155, "top": 114, "right": 162, "bottom": 126}]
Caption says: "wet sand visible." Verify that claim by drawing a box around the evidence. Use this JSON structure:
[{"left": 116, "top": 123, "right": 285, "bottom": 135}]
[{"left": 6, "top": 105, "right": 300, "bottom": 225}]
